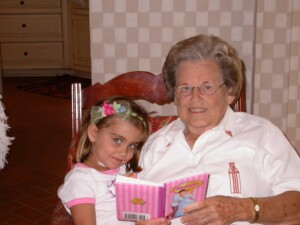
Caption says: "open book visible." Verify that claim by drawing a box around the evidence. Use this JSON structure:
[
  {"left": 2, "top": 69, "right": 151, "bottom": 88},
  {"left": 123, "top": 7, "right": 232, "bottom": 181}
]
[{"left": 115, "top": 172, "right": 209, "bottom": 221}]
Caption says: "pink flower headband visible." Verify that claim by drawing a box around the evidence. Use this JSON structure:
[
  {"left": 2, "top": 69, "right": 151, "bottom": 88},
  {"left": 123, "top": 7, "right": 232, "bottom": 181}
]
[{"left": 90, "top": 101, "right": 146, "bottom": 127}]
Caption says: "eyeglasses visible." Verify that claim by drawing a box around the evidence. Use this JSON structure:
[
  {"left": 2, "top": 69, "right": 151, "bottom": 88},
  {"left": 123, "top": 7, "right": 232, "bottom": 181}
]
[{"left": 175, "top": 83, "right": 225, "bottom": 96}]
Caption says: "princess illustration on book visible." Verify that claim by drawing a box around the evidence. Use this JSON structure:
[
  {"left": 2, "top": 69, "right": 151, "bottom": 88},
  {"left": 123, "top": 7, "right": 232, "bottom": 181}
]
[{"left": 169, "top": 189, "right": 196, "bottom": 217}]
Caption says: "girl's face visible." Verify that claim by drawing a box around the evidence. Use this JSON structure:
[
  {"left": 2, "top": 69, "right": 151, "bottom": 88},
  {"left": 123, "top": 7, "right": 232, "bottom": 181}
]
[
  {"left": 87, "top": 117, "right": 144, "bottom": 170},
  {"left": 174, "top": 60, "right": 234, "bottom": 135}
]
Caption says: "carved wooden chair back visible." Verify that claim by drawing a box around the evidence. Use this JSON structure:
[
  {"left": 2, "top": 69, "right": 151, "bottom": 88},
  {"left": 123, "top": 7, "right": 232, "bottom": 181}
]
[{"left": 72, "top": 71, "right": 246, "bottom": 138}]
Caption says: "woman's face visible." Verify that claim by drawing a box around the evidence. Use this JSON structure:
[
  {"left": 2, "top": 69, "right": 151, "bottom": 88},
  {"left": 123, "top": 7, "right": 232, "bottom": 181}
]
[{"left": 174, "top": 60, "right": 234, "bottom": 135}]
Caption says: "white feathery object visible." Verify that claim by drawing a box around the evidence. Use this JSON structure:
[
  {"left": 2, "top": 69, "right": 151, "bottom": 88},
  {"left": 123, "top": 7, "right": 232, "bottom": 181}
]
[{"left": 0, "top": 95, "right": 13, "bottom": 169}]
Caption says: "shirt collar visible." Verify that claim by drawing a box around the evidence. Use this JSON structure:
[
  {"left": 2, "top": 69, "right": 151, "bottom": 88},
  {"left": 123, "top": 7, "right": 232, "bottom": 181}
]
[
  {"left": 217, "top": 106, "right": 241, "bottom": 137},
  {"left": 74, "top": 163, "right": 121, "bottom": 175}
]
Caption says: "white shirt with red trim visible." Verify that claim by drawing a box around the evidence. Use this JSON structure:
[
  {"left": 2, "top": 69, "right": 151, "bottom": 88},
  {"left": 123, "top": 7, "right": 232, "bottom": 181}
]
[
  {"left": 138, "top": 107, "right": 300, "bottom": 225},
  {"left": 58, "top": 163, "right": 131, "bottom": 225}
]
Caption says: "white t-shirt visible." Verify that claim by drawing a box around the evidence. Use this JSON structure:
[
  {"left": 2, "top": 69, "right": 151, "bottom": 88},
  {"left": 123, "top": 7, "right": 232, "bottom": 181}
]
[
  {"left": 138, "top": 107, "right": 300, "bottom": 225},
  {"left": 58, "top": 163, "right": 132, "bottom": 225}
]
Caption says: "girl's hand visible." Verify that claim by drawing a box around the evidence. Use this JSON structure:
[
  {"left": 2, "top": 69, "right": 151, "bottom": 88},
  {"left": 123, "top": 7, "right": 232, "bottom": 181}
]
[{"left": 135, "top": 218, "right": 171, "bottom": 225}]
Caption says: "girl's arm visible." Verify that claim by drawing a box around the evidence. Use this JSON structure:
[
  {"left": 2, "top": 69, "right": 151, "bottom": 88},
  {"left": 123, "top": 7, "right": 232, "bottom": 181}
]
[{"left": 70, "top": 203, "right": 96, "bottom": 225}]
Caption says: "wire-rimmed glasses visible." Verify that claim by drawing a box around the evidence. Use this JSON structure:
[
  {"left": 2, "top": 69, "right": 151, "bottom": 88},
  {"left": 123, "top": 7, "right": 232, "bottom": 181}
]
[{"left": 175, "top": 83, "right": 225, "bottom": 96}]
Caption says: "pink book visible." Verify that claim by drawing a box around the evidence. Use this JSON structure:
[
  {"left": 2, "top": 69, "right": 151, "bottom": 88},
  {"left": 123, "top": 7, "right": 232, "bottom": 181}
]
[{"left": 115, "top": 173, "right": 209, "bottom": 221}]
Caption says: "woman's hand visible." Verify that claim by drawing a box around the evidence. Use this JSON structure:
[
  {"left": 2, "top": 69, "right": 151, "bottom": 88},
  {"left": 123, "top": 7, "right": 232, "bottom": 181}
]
[
  {"left": 135, "top": 218, "right": 171, "bottom": 225},
  {"left": 181, "top": 191, "right": 300, "bottom": 225},
  {"left": 180, "top": 196, "right": 251, "bottom": 225}
]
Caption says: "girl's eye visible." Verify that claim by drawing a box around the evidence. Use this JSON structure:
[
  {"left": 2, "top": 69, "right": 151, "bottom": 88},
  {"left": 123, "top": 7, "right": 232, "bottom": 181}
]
[
  {"left": 128, "top": 143, "right": 138, "bottom": 150},
  {"left": 113, "top": 138, "right": 122, "bottom": 145}
]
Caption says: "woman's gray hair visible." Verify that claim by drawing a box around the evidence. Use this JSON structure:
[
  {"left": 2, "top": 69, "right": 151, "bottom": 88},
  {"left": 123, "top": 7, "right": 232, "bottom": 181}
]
[{"left": 162, "top": 34, "right": 245, "bottom": 102}]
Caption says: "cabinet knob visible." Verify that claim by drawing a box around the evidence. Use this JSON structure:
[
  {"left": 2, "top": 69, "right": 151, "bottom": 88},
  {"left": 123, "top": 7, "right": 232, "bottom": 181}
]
[
  {"left": 22, "top": 23, "right": 26, "bottom": 28},
  {"left": 23, "top": 52, "right": 28, "bottom": 56},
  {"left": 20, "top": 1, "right": 25, "bottom": 5}
]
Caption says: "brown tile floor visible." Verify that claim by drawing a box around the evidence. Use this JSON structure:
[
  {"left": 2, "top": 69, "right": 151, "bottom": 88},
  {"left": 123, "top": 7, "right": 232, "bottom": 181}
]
[{"left": 0, "top": 77, "right": 72, "bottom": 225}]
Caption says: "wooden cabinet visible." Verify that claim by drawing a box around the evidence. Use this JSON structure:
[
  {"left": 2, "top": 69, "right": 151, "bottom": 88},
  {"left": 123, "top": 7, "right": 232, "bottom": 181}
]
[
  {"left": 68, "top": 0, "right": 91, "bottom": 75},
  {"left": 0, "top": 0, "right": 70, "bottom": 75},
  {"left": 0, "top": 0, "right": 91, "bottom": 77}
]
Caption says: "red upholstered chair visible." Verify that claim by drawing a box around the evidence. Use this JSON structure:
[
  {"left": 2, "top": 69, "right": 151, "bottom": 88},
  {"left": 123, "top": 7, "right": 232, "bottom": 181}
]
[{"left": 50, "top": 71, "right": 246, "bottom": 225}]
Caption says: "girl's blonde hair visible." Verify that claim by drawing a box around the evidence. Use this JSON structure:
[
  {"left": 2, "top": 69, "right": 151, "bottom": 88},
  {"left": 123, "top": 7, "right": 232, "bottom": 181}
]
[{"left": 75, "top": 96, "right": 150, "bottom": 173}]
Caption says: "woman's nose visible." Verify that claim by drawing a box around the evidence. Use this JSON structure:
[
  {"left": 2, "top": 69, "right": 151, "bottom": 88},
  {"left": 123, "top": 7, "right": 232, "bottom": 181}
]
[{"left": 191, "top": 86, "right": 203, "bottom": 98}]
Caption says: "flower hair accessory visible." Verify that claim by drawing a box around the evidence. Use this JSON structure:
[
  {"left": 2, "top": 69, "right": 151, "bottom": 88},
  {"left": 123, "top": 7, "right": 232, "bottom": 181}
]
[{"left": 90, "top": 101, "right": 146, "bottom": 127}]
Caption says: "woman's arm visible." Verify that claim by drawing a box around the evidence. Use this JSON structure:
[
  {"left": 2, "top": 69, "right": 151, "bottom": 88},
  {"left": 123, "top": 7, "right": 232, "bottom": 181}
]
[
  {"left": 70, "top": 203, "right": 96, "bottom": 225},
  {"left": 180, "top": 191, "right": 300, "bottom": 225},
  {"left": 256, "top": 191, "right": 300, "bottom": 224}
]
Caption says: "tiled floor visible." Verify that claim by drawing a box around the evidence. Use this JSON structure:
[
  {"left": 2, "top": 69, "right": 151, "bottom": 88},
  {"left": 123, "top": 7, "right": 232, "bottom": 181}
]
[{"left": 0, "top": 77, "right": 72, "bottom": 225}]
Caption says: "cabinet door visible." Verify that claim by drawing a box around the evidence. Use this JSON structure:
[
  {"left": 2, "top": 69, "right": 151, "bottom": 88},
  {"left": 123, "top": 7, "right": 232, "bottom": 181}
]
[
  {"left": 1, "top": 43, "right": 64, "bottom": 69},
  {"left": 0, "top": 15, "right": 62, "bottom": 42},
  {"left": 0, "top": 0, "right": 61, "bottom": 9},
  {"left": 72, "top": 14, "right": 91, "bottom": 72}
]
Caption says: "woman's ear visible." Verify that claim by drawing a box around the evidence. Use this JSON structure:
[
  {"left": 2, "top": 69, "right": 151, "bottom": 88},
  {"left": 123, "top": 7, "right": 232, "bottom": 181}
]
[
  {"left": 87, "top": 124, "right": 98, "bottom": 142},
  {"left": 227, "top": 95, "right": 235, "bottom": 105},
  {"left": 226, "top": 87, "right": 236, "bottom": 105}
]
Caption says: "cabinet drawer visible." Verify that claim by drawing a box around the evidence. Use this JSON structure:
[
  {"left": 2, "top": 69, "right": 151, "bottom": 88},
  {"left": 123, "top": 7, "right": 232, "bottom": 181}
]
[
  {"left": 0, "top": 15, "right": 62, "bottom": 41},
  {"left": 0, "top": 0, "right": 61, "bottom": 9},
  {"left": 1, "top": 43, "right": 64, "bottom": 69}
]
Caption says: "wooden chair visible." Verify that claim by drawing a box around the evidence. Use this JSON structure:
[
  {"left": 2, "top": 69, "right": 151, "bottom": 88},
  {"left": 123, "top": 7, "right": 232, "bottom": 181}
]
[{"left": 50, "top": 71, "right": 246, "bottom": 225}]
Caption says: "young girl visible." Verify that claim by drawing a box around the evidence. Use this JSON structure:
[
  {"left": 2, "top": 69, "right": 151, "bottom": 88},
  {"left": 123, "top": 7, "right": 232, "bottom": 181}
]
[{"left": 58, "top": 97, "right": 166, "bottom": 225}]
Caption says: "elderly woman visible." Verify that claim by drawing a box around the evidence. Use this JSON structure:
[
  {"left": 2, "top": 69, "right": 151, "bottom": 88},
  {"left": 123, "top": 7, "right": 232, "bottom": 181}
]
[{"left": 138, "top": 34, "right": 300, "bottom": 225}]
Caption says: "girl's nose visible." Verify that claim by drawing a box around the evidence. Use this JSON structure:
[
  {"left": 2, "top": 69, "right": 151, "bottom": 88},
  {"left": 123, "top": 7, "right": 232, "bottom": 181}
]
[{"left": 119, "top": 146, "right": 128, "bottom": 156}]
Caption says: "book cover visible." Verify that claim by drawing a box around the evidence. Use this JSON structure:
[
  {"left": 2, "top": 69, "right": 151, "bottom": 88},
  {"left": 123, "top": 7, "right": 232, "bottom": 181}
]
[{"left": 115, "top": 173, "right": 209, "bottom": 221}]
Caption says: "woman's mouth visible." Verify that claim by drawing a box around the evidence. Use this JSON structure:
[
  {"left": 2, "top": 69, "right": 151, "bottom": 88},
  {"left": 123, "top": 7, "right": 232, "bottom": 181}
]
[{"left": 189, "top": 107, "right": 206, "bottom": 113}]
